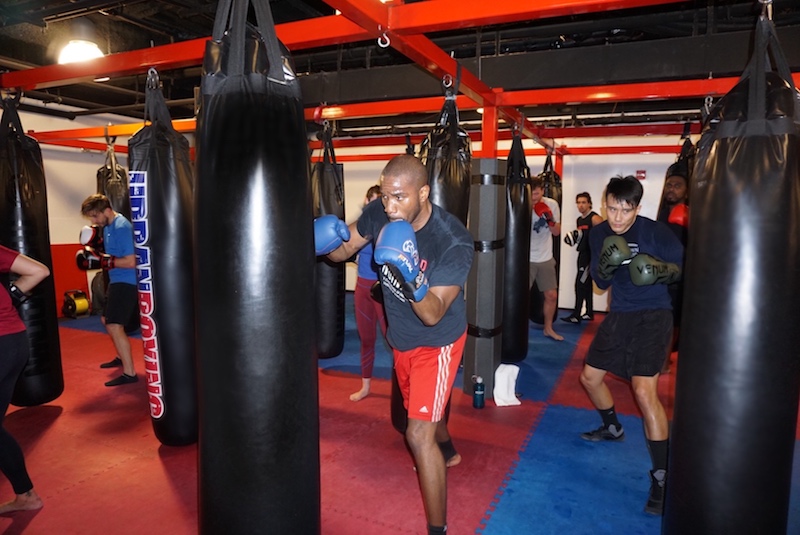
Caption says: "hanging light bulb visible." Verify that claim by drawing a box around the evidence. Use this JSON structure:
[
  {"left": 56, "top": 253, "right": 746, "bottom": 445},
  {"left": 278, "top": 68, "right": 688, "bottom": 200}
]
[{"left": 58, "top": 19, "right": 104, "bottom": 64}]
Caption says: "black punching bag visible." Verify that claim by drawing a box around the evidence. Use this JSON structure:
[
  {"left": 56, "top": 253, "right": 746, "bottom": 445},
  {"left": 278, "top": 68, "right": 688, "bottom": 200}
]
[
  {"left": 312, "top": 124, "right": 345, "bottom": 358},
  {"left": 501, "top": 132, "right": 532, "bottom": 362},
  {"left": 97, "top": 136, "right": 132, "bottom": 222},
  {"left": 529, "top": 152, "right": 562, "bottom": 325},
  {"left": 665, "top": 17, "right": 800, "bottom": 534},
  {"left": 195, "top": 1, "right": 319, "bottom": 533},
  {"left": 128, "top": 68, "right": 198, "bottom": 447},
  {"left": 419, "top": 77, "right": 472, "bottom": 225},
  {"left": 0, "top": 96, "right": 63, "bottom": 407}
]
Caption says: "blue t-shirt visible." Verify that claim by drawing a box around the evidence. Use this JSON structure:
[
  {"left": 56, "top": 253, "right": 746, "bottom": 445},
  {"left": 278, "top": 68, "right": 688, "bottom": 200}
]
[
  {"left": 103, "top": 214, "right": 137, "bottom": 285},
  {"left": 589, "top": 216, "right": 683, "bottom": 312},
  {"left": 356, "top": 202, "right": 473, "bottom": 351}
]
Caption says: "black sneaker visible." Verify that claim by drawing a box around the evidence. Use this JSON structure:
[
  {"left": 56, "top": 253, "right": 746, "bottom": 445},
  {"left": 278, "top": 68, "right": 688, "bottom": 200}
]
[
  {"left": 99, "top": 356, "right": 122, "bottom": 369},
  {"left": 645, "top": 469, "right": 666, "bottom": 515},
  {"left": 580, "top": 314, "right": 594, "bottom": 321},
  {"left": 105, "top": 374, "right": 138, "bottom": 387},
  {"left": 561, "top": 315, "right": 580, "bottom": 324},
  {"left": 580, "top": 424, "right": 624, "bottom": 442}
]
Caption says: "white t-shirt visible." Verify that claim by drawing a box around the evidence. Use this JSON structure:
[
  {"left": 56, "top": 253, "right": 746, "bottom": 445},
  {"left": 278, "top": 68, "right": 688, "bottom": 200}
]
[{"left": 529, "top": 197, "right": 560, "bottom": 262}]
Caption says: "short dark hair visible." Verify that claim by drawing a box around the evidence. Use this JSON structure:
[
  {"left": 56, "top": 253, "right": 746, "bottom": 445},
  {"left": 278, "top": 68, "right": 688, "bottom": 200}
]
[
  {"left": 530, "top": 178, "right": 544, "bottom": 190},
  {"left": 605, "top": 175, "right": 643, "bottom": 207},
  {"left": 576, "top": 192, "right": 592, "bottom": 206},
  {"left": 81, "top": 194, "right": 111, "bottom": 215},
  {"left": 366, "top": 185, "right": 381, "bottom": 198},
  {"left": 381, "top": 154, "right": 427, "bottom": 188}
]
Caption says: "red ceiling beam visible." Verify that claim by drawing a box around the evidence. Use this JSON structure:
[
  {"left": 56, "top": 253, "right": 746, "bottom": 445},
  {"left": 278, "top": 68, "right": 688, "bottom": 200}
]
[
  {"left": 306, "top": 95, "right": 478, "bottom": 121},
  {"left": 41, "top": 139, "right": 128, "bottom": 153},
  {"left": 306, "top": 122, "right": 695, "bottom": 150},
  {"left": 309, "top": 143, "right": 681, "bottom": 163},
  {"left": 0, "top": 0, "right": 689, "bottom": 107},
  {"left": 28, "top": 119, "right": 196, "bottom": 142},
  {"left": 499, "top": 77, "right": 767, "bottom": 107}
]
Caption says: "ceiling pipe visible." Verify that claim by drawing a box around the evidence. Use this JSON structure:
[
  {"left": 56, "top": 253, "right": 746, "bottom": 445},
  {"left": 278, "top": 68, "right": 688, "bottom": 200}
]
[
  {"left": 17, "top": 102, "right": 77, "bottom": 120},
  {"left": 71, "top": 97, "right": 195, "bottom": 116}
]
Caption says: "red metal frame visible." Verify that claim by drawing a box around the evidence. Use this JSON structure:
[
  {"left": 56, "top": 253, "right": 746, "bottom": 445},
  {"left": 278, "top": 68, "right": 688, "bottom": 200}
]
[{"left": 11, "top": 0, "right": 793, "bottom": 159}]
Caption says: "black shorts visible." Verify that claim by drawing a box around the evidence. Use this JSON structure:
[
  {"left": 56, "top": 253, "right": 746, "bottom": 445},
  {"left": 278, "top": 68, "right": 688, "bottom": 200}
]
[
  {"left": 586, "top": 309, "right": 672, "bottom": 380},
  {"left": 104, "top": 283, "right": 139, "bottom": 327}
]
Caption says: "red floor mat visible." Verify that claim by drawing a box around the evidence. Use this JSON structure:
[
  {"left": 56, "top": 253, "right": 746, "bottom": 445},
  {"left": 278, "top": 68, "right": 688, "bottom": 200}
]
[{"left": 0, "top": 325, "right": 542, "bottom": 534}]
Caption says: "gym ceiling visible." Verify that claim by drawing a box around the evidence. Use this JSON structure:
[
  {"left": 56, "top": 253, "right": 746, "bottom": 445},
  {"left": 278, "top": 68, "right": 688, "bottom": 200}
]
[{"left": 0, "top": 0, "right": 798, "bottom": 147}]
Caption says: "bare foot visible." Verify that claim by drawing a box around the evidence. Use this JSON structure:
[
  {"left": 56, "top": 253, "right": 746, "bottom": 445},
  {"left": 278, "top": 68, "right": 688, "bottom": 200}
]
[
  {"left": 349, "top": 378, "right": 371, "bottom": 402},
  {"left": 543, "top": 329, "right": 564, "bottom": 341},
  {"left": 0, "top": 490, "right": 43, "bottom": 514},
  {"left": 445, "top": 453, "right": 462, "bottom": 468}
]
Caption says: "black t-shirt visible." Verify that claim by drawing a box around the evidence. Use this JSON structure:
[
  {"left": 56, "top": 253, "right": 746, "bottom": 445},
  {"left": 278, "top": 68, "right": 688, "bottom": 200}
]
[
  {"left": 589, "top": 216, "right": 684, "bottom": 312},
  {"left": 576, "top": 210, "right": 599, "bottom": 265},
  {"left": 357, "top": 202, "right": 473, "bottom": 351}
]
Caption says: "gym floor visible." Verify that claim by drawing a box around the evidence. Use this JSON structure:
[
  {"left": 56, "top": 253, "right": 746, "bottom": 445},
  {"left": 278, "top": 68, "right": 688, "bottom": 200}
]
[{"left": 1, "top": 293, "right": 798, "bottom": 534}]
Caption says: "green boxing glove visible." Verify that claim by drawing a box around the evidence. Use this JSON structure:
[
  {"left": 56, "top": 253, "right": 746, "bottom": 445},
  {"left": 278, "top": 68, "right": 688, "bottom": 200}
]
[
  {"left": 628, "top": 253, "right": 681, "bottom": 286},
  {"left": 597, "top": 235, "right": 633, "bottom": 280}
]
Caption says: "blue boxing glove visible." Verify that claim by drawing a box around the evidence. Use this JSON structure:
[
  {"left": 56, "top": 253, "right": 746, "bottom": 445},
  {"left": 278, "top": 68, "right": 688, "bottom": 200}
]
[
  {"left": 374, "top": 221, "right": 428, "bottom": 302},
  {"left": 314, "top": 215, "right": 350, "bottom": 256}
]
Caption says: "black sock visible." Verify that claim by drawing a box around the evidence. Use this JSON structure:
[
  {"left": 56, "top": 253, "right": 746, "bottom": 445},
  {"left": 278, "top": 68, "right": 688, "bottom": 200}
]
[
  {"left": 428, "top": 525, "right": 447, "bottom": 534},
  {"left": 438, "top": 439, "right": 457, "bottom": 462},
  {"left": 647, "top": 439, "right": 669, "bottom": 472},
  {"left": 598, "top": 406, "right": 621, "bottom": 429}
]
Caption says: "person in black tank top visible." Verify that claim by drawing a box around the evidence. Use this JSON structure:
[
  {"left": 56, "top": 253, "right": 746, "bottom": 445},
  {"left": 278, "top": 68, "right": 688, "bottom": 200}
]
[{"left": 562, "top": 192, "right": 603, "bottom": 323}]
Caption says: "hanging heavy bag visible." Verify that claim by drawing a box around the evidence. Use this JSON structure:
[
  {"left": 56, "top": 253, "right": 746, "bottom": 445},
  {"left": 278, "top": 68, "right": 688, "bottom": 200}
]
[
  {"left": 538, "top": 152, "right": 562, "bottom": 268},
  {"left": 664, "top": 17, "right": 800, "bottom": 535},
  {"left": 312, "top": 125, "right": 345, "bottom": 358},
  {"left": 501, "top": 131, "right": 532, "bottom": 362},
  {"left": 97, "top": 136, "right": 132, "bottom": 222},
  {"left": 128, "top": 68, "right": 198, "bottom": 447},
  {"left": 0, "top": 95, "right": 63, "bottom": 406},
  {"left": 418, "top": 75, "right": 472, "bottom": 225},
  {"left": 195, "top": 0, "right": 319, "bottom": 533}
]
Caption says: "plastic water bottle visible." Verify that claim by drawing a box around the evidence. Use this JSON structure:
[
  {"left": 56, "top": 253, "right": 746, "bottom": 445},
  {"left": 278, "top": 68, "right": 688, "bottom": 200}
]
[{"left": 473, "top": 376, "right": 485, "bottom": 409}]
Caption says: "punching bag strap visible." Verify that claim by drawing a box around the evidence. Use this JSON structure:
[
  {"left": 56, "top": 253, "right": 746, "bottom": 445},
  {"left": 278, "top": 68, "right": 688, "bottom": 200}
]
[
  {"left": 143, "top": 68, "right": 174, "bottom": 128},
  {"left": 103, "top": 127, "right": 122, "bottom": 181},
  {"left": 541, "top": 152, "right": 554, "bottom": 176},
  {"left": 0, "top": 94, "right": 35, "bottom": 150},
  {"left": 211, "top": 0, "right": 247, "bottom": 77},
  {"left": 507, "top": 131, "right": 531, "bottom": 186},
  {"left": 251, "top": 0, "right": 288, "bottom": 83},
  {"left": 322, "top": 123, "right": 336, "bottom": 167},
  {"left": 405, "top": 133, "right": 415, "bottom": 155},
  {"left": 321, "top": 124, "right": 344, "bottom": 206}
]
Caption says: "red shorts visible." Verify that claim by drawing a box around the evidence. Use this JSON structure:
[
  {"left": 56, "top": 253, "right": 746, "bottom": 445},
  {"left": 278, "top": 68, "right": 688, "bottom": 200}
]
[{"left": 393, "top": 330, "right": 466, "bottom": 422}]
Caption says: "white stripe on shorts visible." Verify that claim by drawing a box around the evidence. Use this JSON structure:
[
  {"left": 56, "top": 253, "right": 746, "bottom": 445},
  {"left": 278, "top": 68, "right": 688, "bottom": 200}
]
[{"left": 432, "top": 342, "right": 454, "bottom": 422}]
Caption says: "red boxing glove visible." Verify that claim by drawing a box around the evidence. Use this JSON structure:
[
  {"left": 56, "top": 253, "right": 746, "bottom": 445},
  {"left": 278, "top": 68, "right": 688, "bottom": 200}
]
[
  {"left": 668, "top": 203, "right": 689, "bottom": 227},
  {"left": 534, "top": 202, "right": 555, "bottom": 227}
]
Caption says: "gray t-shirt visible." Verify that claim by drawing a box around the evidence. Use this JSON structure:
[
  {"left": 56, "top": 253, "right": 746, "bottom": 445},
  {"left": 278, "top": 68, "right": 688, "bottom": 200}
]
[{"left": 357, "top": 202, "right": 473, "bottom": 351}]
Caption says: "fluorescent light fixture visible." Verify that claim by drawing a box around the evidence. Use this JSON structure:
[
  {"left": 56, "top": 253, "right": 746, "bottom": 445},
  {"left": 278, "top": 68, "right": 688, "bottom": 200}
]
[
  {"left": 58, "top": 18, "right": 104, "bottom": 64},
  {"left": 58, "top": 40, "right": 104, "bottom": 64}
]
